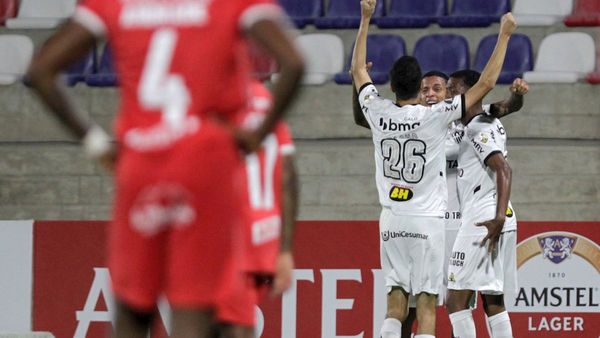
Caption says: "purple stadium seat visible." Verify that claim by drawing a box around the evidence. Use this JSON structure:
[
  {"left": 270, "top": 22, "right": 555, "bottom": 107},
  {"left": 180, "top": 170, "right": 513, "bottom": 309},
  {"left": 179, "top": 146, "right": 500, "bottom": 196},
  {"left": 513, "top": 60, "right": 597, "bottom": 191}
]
[
  {"left": 413, "top": 34, "right": 469, "bottom": 75},
  {"left": 64, "top": 51, "right": 96, "bottom": 86},
  {"left": 335, "top": 35, "right": 406, "bottom": 85},
  {"left": 277, "top": 0, "right": 323, "bottom": 28},
  {"left": 473, "top": 34, "right": 533, "bottom": 84},
  {"left": 314, "top": 0, "right": 384, "bottom": 29},
  {"left": 437, "top": 0, "right": 510, "bottom": 27},
  {"left": 377, "top": 0, "right": 446, "bottom": 29},
  {"left": 85, "top": 45, "right": 118, "bottom": 87}
]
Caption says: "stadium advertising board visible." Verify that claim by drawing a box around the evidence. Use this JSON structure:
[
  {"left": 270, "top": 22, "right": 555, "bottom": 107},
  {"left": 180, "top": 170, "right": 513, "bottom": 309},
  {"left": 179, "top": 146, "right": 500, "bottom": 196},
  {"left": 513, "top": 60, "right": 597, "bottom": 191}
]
[{"left": 19, "top": 221, "right": 600, "bottom": 337}]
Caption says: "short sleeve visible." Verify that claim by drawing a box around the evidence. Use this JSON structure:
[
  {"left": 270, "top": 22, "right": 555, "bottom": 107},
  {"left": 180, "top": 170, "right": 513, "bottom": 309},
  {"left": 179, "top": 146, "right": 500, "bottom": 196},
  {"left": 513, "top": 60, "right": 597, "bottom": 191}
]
[
  {"left": 72, "top": 0, "right": 108, "bottom": 38},
  {"left": 466, "top": 121, "right": 503, "bottom": 166},
  {"left": 239, "top": 0, "right": 288, "bottom": 32},
  {"left": 358, "top": 83, "right": 384, "bottom": 115},
  {"left": 431, "top": 94, "right": 465, "bottom": 124},
  {"left": 276, "top": 122, "right": 295, "bottom": 156}
]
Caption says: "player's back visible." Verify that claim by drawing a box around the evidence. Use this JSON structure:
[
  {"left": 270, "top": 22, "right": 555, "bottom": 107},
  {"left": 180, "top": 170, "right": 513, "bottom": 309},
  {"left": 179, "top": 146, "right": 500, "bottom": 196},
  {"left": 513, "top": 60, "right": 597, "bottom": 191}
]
[
  {"left": 75, "top": 0, "right": 274, "bottom": 151},
  {"left": 358, "top": 84, "right": 465, "bottom": 217}
]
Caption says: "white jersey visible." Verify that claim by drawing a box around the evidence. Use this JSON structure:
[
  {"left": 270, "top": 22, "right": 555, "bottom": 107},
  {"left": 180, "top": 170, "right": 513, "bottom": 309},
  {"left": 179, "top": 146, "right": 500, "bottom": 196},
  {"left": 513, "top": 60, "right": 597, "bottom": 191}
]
[
  {"left": 358, "top": 83, "right": 465, "bottom": 217},
  {"left": 445, "top": 121, "right": 463, "bottom": 229},
  {"left": 456, "top": 114, "right": 517, "bottom": 235}
]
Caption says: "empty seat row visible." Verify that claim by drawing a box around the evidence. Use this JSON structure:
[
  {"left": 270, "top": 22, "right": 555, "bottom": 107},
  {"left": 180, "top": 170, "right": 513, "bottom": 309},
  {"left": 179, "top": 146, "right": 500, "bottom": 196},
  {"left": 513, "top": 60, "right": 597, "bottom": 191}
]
[
  {"left": 279, "top": 0, "right": 600, "bottom": 29},
  {"left": 1, "top": 0, "right": 597, "bottom": 30},
  {"left": 0, "top": 33, "right": 597, "bottom": 87},
  {"left": 280, "top": 0, "right": 509, "bottom": 29},
  {"left": 333, "top": 33, "right": 532, "bottom": 85},
  {"left": 288, "top": 32, "right": 598, "bottom": 86}
]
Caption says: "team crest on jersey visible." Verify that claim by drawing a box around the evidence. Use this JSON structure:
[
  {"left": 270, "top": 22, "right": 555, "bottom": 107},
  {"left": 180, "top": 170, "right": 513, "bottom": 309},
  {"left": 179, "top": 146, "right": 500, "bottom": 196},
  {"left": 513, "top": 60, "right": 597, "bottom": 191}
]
[
  {"left": 479, "top": 132, "right": 489, "bottom": 144},
  {"left": 538, "top": 235, "right": 577, "bottom": 264},
  {"left": 448, "top": 272, "right": 456, "bottom": 282},
  {"left": 389, "top": 186, "right": 413, "bottom": 202}
]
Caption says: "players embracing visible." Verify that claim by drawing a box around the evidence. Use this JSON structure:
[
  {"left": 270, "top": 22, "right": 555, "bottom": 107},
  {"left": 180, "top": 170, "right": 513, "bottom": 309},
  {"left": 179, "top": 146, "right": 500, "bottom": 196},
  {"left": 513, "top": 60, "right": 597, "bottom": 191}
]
[{"left": 351, "top": 0, "right": 519, "bottom": 337}]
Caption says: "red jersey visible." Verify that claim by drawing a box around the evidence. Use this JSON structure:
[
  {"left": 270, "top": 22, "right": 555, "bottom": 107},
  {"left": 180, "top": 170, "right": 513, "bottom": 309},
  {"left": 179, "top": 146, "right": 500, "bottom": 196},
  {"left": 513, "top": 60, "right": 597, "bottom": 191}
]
[
  {"left": 73, "top": 0, "right": 284, "bottom": 152},
  {"left": 237, "top": 81, "right": 295, "bottom": 274}
]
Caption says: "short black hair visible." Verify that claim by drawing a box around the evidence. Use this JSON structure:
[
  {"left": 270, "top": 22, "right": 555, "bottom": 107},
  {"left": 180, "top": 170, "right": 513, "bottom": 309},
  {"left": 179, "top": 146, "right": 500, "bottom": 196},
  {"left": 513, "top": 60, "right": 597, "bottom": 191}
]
[
  {"left": 422, "top": 70, "right": 449, "bottom": 81},
  {"left": 449, "top": 69, "right": 481, "bottom": 89},
  {"left": 389, "top": 56, "right": 421, "bottom": 101}
]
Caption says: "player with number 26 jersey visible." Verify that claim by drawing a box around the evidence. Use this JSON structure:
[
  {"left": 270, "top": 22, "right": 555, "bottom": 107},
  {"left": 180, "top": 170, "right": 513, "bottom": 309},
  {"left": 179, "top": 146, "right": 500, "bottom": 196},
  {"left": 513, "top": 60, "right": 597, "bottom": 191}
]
[
  {"left": 72, "top": 0, "right": 286, "bottom": 312},
  {"left": 358, "top": 84, "right": 465, "bottom": 217}
]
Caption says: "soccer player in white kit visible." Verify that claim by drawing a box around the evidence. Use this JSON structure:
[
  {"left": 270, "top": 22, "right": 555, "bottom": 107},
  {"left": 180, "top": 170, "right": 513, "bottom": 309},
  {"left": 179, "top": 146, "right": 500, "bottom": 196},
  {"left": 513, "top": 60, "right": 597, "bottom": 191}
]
[
  {"left": 445, "top": 70, "right": 520, "bottom": 338},
  {"left": 353, "top": 71, "right": 527, "bottom": 338},
  {"left": 351, "top": 1, "right": 517, "bottom": 337}
]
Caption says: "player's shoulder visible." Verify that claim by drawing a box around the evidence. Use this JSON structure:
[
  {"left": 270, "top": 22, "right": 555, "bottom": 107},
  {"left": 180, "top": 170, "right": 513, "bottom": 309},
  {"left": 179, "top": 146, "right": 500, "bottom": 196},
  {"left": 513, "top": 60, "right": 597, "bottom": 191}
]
[
  {"left": 469, "top": 113, "right": 497, "bottom": 127},
  {"left": 360, "top": 84, "right": 394, "bottom": 110},
  {"left": 431, "top": 95, "right": 462, "bottom": 113}
]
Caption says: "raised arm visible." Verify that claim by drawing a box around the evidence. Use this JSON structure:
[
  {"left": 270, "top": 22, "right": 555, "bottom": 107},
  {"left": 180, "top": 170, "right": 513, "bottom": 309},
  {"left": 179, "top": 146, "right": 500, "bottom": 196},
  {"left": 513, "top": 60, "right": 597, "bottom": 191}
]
[
  {"left": 464, "top": 13, "right": 517, "bottom": 120},
  {"left": 243, "top": 19, "right": 305, "bottom": 151},
  {"left": 350, "top": 0, "right": 376, "bottom": 92},
  {"left": 476, "top": 154, "right": 512, "bottom": 253},
  {"left": 350, "top": 63, "right": 372, "bottom": 129},
  {"left": 272, "top": 153, "right": 298, "bottom": 295},
  {"left": 488, "top": 78, "right": 528, "bottom": 118}
]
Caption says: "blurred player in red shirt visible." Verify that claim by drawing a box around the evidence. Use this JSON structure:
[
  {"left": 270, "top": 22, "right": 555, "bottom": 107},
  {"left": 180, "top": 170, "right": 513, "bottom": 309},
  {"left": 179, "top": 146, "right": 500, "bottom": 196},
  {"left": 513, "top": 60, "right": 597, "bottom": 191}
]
[
  {"left": 216, "top": 80, "right": 298, "bottom": 338},
  {"left": 27, "top": 0, "right": 304, "bottom": 337}
]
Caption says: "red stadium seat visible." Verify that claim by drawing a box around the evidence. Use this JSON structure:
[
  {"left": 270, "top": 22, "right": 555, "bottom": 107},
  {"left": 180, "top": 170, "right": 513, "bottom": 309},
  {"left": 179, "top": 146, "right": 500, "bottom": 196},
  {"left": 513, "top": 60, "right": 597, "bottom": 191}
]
[
  {"left": 564, "top": 0, "right": 600, "bottom": 27},
  {"left": 0, "top": 0, "right": 17, "bottom": 26},
  {"left": 586, "top": 72, "right": 600, "bottom": 84}
]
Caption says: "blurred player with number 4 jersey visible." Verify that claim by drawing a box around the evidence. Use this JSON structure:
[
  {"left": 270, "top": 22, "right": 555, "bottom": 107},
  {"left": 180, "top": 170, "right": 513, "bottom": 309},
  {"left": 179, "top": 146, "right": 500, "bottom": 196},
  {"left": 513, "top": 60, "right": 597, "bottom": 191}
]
[
  {"left": 216, "top": 81, "right": 298, "bottom": 337},
  {"left": 351, "top": 0, "right": 517, "bottom": 337},
  {"left": 26, "top": 0, "right": 304, "bottom": 337}
]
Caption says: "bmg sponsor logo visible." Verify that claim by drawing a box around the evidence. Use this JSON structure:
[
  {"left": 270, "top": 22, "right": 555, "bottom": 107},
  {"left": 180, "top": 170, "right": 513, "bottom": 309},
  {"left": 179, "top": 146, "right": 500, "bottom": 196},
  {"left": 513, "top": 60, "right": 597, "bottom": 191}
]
[
  {"left": 380, "top": 230, "right": 428, "bottom": 242},
  {"left": 379, "top": 118, "right": 421, "bottom": 132}
]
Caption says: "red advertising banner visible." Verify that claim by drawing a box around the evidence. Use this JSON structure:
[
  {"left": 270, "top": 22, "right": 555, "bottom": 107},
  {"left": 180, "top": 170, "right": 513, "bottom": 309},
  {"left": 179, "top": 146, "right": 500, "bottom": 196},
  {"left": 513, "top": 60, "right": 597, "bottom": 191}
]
[{"left": 32, "top": 221, "right": 600, "bottom": 338}]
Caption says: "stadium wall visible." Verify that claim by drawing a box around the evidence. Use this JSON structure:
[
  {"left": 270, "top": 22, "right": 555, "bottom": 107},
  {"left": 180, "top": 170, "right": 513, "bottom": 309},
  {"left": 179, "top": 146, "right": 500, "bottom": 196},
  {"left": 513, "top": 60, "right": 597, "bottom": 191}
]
[{"left": 1, "top": 220, "right": 598, "bottom": 337}]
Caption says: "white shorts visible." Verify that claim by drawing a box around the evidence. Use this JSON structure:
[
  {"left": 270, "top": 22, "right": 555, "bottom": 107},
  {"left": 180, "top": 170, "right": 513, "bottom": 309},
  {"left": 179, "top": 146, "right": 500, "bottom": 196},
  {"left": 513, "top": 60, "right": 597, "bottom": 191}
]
[
  {"left": 447, "top": 230, "right": 517, "bottom": 295},
  {"left": 408, "top": 225, "right": 460, "bottom": 308},
  {"left": 379, "top": 208, "right": 445, "bottom": 296}
]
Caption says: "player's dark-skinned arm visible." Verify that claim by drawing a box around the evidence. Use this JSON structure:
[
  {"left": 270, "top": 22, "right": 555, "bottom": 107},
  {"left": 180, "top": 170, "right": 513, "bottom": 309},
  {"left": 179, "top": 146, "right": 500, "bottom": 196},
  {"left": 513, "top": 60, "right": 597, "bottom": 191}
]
[
  {"left": 272, "top": 154, "right": 298, "bottom": 295},
  {"left": 489, "top": 78, "right": 528, "bottom": 118},
  {"left": 477, "top": 154, "right": 512, "bottom": 253},
  {"left": 350, "top": 0, "right": 376, "bottom": 93},
  {"left": 463, "top": 13, "right": 516, "bottom": 123},
  {"left": 351, "top": 76, "right": 370, "bottom": 129},
  {"left": 241, "top": 20, "right": 304, "bottom": 152},
  {"left": 26, "top": 21, "right": 116, "bottom": 170}
]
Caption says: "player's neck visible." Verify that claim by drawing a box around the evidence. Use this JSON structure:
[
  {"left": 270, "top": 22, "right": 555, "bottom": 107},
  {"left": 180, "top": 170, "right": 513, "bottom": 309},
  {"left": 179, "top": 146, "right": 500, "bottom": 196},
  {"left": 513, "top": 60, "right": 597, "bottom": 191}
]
[{"left": 396, "top": 97, "right": 420, "bottom": 107}]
